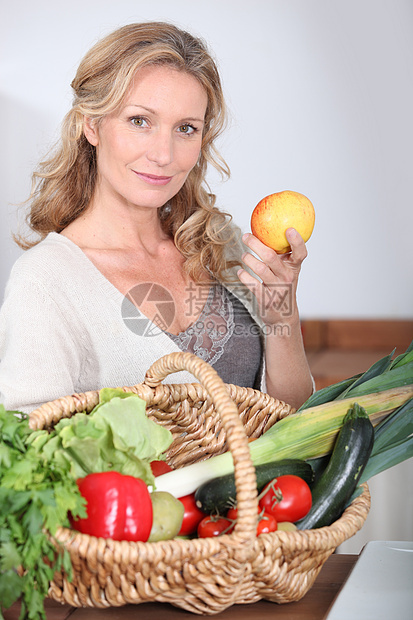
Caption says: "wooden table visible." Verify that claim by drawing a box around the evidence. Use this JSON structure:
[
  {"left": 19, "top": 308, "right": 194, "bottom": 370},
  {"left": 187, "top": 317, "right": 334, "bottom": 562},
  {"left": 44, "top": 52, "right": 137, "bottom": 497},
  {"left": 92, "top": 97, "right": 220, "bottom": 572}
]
[{"left": 4, "top": 554, "right": 356, "bottom": 620}]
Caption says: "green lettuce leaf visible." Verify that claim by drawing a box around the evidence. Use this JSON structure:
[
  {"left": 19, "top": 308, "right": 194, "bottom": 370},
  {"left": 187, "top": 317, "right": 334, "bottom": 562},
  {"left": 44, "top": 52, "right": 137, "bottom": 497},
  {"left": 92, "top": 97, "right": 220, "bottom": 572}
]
[{"left": 29, "top": 393, "right": 173, "bottom": 486}]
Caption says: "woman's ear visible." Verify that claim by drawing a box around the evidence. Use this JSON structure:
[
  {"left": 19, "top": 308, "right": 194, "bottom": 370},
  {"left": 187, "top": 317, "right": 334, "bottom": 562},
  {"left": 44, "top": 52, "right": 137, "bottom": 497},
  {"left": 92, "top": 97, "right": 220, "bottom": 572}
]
[{"left": 83, "top": 117, "right": 99, "bottom": 146}]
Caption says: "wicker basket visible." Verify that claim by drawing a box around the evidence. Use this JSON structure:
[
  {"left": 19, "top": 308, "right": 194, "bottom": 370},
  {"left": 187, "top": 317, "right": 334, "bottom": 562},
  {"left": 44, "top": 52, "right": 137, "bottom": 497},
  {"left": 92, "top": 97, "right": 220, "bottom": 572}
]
[{"left": 29, "top": 352, "right": 370, "bottom": 615}]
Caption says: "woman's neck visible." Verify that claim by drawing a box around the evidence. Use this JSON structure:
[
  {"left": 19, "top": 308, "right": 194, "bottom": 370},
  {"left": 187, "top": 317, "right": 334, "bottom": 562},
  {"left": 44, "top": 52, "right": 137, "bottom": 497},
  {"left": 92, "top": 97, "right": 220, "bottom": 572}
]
[{"left": 61, "top": 198, "right": 169, "bottom": 253}]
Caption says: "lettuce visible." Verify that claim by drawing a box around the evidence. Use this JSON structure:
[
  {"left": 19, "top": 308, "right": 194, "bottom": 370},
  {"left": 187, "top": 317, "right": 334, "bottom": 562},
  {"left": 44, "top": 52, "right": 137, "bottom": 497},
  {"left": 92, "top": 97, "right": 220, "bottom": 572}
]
[{"left": 27, "top": 391, "right": 172, "bottom": 486}]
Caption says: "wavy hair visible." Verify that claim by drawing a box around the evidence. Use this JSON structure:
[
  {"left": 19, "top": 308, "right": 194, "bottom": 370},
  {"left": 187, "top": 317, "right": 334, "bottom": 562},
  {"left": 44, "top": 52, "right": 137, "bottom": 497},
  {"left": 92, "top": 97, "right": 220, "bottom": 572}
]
[{"left": 16, "top": 22, "right": 241, "bottom": 282}]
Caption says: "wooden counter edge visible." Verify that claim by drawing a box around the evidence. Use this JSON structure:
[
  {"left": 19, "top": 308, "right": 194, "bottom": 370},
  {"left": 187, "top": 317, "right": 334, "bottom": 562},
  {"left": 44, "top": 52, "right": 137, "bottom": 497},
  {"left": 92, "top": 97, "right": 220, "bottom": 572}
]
[{"left": 3, "top": 554, "right": 358, "bottom": 620}]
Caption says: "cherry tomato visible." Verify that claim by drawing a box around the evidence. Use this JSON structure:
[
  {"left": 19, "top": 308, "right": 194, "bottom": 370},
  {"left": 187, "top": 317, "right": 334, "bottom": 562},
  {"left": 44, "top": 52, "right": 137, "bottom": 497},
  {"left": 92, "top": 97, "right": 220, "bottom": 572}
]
[
  {"left": 259, "top": 475, "right": 312, "bottom": 523},
  {"left": 226, "top": 506, "right": 276, "bottom": 535},
  {"left": 226, "top": 505, "right": 261, "bottom": 521},
  {"left": 197, "top": 515, "right": 233, "bottom": 538},
  {"left": 256, "top": 512, "right": 277, "bottom": 535},
  {"left": 150, "top": 460, "right": 173, "bottom": 476},
  {"left": 226, "top": 507, "right": 239, "bottom": 521},
  {"left": 178, "top": 493, "right": 206, "bottom": 536}
]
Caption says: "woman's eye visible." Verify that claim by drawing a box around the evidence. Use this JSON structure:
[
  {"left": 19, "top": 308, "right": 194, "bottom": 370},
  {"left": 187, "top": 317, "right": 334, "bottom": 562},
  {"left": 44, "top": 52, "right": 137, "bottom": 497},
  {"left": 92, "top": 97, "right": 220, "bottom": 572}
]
[
  {"left": 131, "top": 117, "right": 148, "bottom": 128},
  {"left": 178, "top": 124, "right": 197, "bottom": 135}
]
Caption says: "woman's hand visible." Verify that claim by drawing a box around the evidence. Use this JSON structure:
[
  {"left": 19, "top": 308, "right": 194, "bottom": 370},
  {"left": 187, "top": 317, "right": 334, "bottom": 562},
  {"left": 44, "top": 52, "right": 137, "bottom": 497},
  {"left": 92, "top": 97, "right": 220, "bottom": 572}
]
[
  {"left": 237, "top": 228, "right": 307, "bottom": 327},
  {"left": 237, "top": 227, "right": 313, "bottom": 409}
]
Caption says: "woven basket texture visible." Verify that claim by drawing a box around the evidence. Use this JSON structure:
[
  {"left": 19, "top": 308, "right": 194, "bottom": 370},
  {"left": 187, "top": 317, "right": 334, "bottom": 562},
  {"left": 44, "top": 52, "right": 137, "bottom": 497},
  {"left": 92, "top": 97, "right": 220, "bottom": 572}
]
[{"left": 29, "top": 352, "right": 370, "bottom": 615}]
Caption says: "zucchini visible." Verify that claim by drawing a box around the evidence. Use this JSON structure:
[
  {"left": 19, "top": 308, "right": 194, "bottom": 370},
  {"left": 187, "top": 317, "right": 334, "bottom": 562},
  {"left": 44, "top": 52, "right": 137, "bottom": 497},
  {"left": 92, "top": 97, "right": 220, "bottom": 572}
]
[
  {"left": 195, "top": 458, "right": 314, "bottom": 515},
  {"left": 296, "top": 403, "right": 374, "bottom": 530}
]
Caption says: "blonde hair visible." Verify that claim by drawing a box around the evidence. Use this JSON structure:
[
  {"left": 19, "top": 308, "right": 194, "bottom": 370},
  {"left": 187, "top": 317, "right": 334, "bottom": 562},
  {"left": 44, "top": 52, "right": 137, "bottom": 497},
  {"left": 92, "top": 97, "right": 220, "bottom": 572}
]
[{"left": 17, "top": 21, "right": 241, "bottom": 281}]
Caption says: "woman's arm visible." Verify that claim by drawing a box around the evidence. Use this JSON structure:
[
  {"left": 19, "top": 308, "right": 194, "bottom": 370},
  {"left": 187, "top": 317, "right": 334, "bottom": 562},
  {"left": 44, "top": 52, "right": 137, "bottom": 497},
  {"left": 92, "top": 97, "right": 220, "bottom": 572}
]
[{"left": 237, "top": 228, "right": 314, "bottom": 409}]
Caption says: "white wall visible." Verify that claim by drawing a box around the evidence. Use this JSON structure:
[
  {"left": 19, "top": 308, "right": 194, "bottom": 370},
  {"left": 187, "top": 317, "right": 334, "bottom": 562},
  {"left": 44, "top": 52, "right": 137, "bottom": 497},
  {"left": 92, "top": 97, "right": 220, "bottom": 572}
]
[
  {"left": 1, "top": 1, "right": 412, "bottom": 553},
  {"left": 1, "top": 0, "right": 412, "bottom": 317}
]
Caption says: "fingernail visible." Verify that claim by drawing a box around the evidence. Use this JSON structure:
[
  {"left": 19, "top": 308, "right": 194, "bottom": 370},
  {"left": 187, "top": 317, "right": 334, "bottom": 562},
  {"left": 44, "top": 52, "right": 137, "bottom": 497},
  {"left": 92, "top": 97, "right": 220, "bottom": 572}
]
[{"left": 286, "top": 228, "right": 297, "bottom": 238}]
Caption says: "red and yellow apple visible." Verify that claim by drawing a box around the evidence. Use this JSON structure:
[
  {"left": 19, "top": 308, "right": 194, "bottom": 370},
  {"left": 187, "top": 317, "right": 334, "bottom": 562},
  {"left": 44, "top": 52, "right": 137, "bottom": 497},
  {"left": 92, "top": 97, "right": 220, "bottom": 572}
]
[{"left": 251, "top": 190, "right": 315, "bottom": 254}]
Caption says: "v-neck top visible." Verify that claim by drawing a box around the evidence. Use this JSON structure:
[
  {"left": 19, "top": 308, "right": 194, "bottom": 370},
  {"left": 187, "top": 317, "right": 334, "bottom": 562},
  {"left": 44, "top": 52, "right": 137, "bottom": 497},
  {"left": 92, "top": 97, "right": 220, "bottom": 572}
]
[
  {"left": 166, "top": 283, "right": 262, "bottom": 388},
  {"left": 0, "top": 232, "right": 264, "bottom": 413}
]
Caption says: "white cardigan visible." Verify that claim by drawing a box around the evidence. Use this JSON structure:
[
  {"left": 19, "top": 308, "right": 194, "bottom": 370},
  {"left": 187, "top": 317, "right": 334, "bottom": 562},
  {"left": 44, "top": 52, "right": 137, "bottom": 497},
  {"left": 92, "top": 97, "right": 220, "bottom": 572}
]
[{"left": 0, "top": 232, "right": 265, "bottom": 413}]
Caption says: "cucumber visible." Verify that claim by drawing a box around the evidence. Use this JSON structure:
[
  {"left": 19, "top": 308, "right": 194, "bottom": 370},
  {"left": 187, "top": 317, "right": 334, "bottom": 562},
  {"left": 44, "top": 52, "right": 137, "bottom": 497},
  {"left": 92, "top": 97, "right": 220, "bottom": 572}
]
[
  {"left": 195, "top": 459, "right": 314, "bottom": 515},
  {"left": 296, "top": 403, "right": 374, "bottom": 530}
]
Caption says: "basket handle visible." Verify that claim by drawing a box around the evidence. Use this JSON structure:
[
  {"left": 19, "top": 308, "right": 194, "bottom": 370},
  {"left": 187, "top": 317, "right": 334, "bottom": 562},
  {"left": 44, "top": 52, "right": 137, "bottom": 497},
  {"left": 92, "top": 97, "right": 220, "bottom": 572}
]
[{"left": 144, "top": 351, "right": 259, "bottom": 548}]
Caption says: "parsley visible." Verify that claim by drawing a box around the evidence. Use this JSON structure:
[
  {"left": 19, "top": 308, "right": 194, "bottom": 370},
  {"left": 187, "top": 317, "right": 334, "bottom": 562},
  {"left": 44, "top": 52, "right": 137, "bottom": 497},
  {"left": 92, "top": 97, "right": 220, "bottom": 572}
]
[{"left": 0, "top": 406, "right": 86, "bottom": 620}]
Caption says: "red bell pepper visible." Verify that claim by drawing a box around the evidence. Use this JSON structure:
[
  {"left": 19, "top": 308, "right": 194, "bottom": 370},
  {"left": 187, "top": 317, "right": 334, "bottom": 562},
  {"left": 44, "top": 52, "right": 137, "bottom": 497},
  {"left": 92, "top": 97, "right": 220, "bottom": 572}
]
[{"left": 70, "top": 471, "right": 153, "bottom": 542}]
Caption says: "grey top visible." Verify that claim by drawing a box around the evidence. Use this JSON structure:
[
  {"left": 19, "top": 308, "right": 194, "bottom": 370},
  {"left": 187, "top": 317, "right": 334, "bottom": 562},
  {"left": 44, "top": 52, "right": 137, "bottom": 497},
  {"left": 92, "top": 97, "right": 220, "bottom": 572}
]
[{"left": 167, "top": 283, "right": 263, "bottom": 389}]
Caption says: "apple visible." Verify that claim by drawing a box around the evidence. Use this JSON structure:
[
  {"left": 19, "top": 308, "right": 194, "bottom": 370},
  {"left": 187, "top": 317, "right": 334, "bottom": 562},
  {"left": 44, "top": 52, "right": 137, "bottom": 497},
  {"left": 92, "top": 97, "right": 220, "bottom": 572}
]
[{"left": 251, "top": 190, "right": 315, "bottom": 253}]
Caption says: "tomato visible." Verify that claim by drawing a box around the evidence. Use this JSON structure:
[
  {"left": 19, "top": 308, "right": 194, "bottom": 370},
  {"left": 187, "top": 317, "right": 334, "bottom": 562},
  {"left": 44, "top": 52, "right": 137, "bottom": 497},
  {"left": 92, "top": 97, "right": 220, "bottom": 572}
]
[
  {"left": 178, "top": 493, "right": 206, "bottom": 536},
  {"left": 150, "top": 460, "right": 173, "bottom": 476},
  {"left": 259, "top": 475, "right": 312, "bottom": 522},
  {"left": 226, "top": 505, "right": 261, "bottom": 521},
  {"left": 197, "top": 515, "right": 233, "bottom": 538},
  {"left": 257, "top": 512, "right": 277, "bottom": 535},
  {"left": 226, "top": 507, "right": 239, "bottom": 521},
  {"left": 226, "top": 505, "right": 277, "bottom": 536}
]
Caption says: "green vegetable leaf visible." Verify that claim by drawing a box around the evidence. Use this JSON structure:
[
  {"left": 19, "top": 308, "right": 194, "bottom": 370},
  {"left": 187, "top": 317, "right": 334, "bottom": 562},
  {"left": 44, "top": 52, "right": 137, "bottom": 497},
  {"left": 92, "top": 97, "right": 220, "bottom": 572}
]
[
  {"left": 0, "top": 394, "right": 174, "bottom": 618},
  {"left": 297, "top": 375, "right": 360, "bottom": 411},
  {"left": 1, "top": 458, "right": 36, "bottom": 490},
  {"left": 338, "top": 351, "right": 395, "bottom": 399},
  {"left": 341, "top": 362, "right": 413, "bottom": 397},
  {"left": 0, "top": 541, "right": 22, "bottom": 571},
  {"left": 98, "top": 387, "right": 138, "bottom": 405},
  {"left": 0, "top": 408, "right": 85, "bottom": 620},
  {"left": 22, "top": 503, "right": 46, "bottom": 538},
  {"left": 372, "top": 398, "right": 413, "bottom": 456},
  {"left": 96, "top": 396, "right": 172, "bottom": 461},
  {"left": 0, "top": 569, "right": 24, "bottom": 609},
  {"left": 29, "top": 394, "right": 173, "bottom": 485},
  {"left": 389, "top": 340, "right": 413, "bottom": 369},
  {"left": 360, "top": 435, "right": 413, "bottom": 484}
]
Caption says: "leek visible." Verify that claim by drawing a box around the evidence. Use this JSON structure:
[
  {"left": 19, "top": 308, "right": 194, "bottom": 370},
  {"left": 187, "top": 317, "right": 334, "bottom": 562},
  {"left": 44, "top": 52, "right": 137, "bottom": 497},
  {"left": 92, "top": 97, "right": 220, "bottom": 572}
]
[
  {"left": 371, "top": 398, "right": 413, "bottom": 455},
  {"left": 154, "top": 385, "right": 413, "bottom": 498},
  {"left": 298, "top": 343, "right": 413, "bottom": 411},
  {"left": 360, "top": 435, "right": 413, "bottom": 484},
  {"left": 347, "top": 434, "right": 413, "bottom": 507},
  {"left": 155, "top": 345, "right": 413, "bottom": 499}
]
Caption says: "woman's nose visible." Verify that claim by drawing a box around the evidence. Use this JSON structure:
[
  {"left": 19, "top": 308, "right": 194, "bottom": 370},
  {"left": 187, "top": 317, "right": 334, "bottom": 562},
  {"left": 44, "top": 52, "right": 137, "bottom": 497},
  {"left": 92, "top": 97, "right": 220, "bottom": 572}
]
[{"left": 146, "top": 129, "right": 173, "bottom": 167}]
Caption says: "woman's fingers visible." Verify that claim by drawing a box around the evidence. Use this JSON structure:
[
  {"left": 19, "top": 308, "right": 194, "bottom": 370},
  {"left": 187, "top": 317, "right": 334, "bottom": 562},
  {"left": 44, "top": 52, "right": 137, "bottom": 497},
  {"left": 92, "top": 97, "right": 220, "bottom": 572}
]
[
  {"left": 242, "top": 233, "right": 280, "bottom": 266},
  {"left": 241, "top": 249, "right": 272, "bottom": 278},
  {"left": 284, "top": 228, "right": 308, "bottom": 265},
  {"left": 237, "top": 265, "right": 263, "bottom": 297},
  {"left": 239, "top": 230, "right": 309, "bottom": 325},
  {"left": 241, "top": 230, "right": 307, "bottom": 282}
]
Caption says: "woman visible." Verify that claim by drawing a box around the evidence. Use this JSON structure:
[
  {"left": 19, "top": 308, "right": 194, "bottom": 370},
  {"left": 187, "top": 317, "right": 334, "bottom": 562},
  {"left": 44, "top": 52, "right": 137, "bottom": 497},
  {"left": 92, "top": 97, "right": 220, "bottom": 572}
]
[{"left": 0, "top": 22, "right": 313, "bottom": 413}]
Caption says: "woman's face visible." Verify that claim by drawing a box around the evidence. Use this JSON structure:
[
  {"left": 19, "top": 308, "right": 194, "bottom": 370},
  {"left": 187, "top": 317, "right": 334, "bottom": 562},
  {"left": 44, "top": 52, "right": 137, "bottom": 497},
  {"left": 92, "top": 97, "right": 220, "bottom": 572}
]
[{"left": 84, "top": 64, "right": 208, "bottom": 213}]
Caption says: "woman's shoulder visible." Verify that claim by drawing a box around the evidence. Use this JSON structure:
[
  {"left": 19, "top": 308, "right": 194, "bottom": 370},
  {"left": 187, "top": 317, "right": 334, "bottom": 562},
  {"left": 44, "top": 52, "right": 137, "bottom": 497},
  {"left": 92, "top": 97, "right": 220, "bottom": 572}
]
[
  {"left": 5, "top": 233, "right": 85, "bottom": 293},
  {"left": 9, "top": 233, "right": 79, "bottom": 275}
]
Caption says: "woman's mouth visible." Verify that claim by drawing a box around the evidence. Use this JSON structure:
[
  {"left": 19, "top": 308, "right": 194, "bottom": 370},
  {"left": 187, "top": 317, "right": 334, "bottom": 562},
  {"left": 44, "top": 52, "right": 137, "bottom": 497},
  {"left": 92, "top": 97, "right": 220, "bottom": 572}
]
[{"left": 133, "top": 171, "right": 173, "bottom": 186}]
